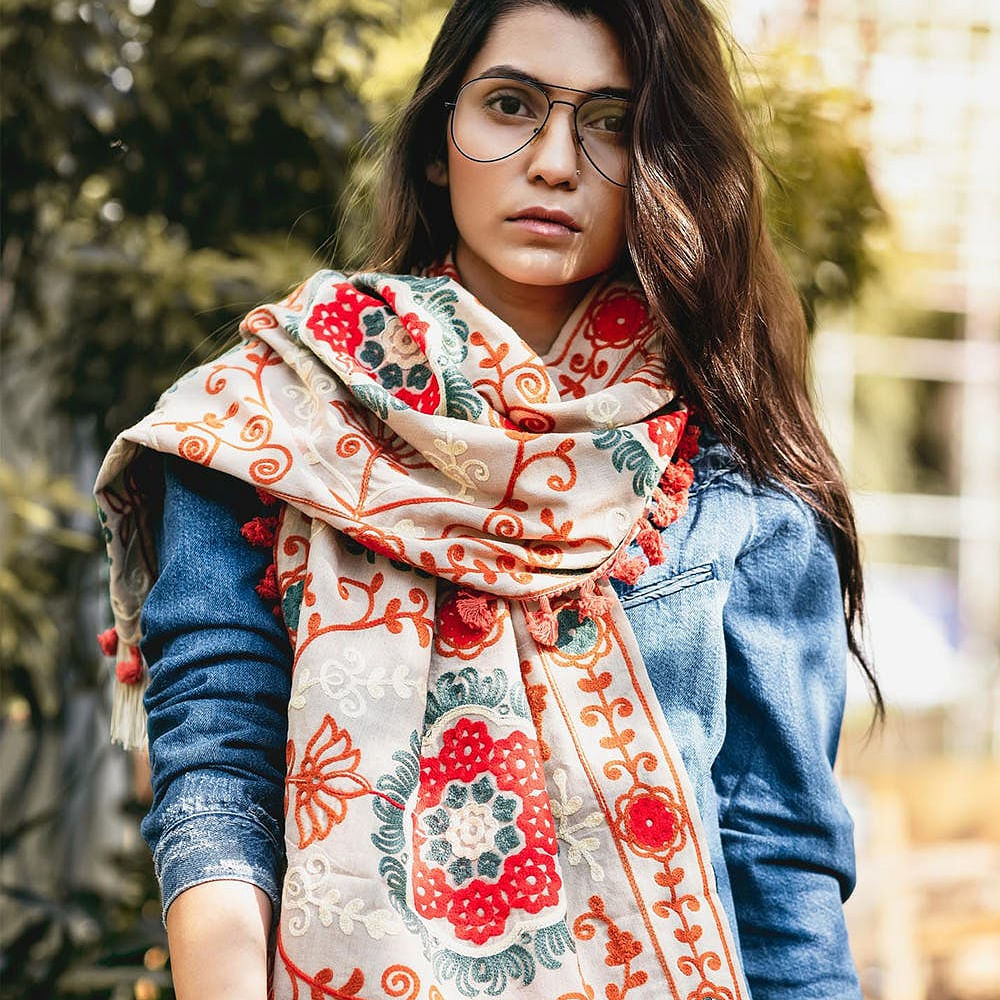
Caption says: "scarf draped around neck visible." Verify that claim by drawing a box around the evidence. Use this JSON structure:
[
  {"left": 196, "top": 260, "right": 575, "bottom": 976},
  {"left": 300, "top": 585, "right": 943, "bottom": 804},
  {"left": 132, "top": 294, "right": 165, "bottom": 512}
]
[{"left": 95, "top": 259, "right": 748, "bottom": 999}]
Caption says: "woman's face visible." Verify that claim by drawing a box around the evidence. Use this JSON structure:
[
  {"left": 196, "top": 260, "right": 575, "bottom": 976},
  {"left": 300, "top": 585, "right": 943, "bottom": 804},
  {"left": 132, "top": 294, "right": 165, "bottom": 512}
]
[{"left": 439, "top": 5, "right": 631, "bottom": 294}]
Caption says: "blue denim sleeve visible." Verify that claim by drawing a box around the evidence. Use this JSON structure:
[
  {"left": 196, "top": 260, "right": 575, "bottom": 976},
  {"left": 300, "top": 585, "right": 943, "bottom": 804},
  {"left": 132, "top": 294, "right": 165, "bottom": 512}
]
[
  {"left": 712, "top": 487, "right": 862, "bottom": 998},
  {"left": 139, "top": 455, "right": 291, "bottom": 923}
]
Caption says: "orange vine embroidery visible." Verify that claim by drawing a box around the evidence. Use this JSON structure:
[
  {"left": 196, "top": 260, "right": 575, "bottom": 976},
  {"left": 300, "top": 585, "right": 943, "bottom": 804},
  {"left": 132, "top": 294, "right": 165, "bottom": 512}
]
[{"left": 573, "top": 895, "right": 648, "bottom": 1000}]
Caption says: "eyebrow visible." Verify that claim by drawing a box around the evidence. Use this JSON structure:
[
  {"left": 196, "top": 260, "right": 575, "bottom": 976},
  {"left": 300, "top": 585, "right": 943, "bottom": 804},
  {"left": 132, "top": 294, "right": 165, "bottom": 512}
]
[{"left": 475, "top": 64, "right": 632, "bottom": 101}]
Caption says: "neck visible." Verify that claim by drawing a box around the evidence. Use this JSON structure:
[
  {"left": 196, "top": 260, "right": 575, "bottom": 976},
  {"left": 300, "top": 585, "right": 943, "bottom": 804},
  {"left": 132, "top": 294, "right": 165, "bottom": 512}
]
[{"left": 454, "top": 242, "right": 595, "bottom": 356}]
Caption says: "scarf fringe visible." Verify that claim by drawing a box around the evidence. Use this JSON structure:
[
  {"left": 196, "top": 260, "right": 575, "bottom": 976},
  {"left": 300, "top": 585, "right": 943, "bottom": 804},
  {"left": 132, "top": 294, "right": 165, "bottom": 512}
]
[
  {"left": 110, "top": 671, "right": 149, "bottom": 750},
  {"left": 525, "top": 595, "right": 559, "bottom": 646},
  {"left": 456, "top": 589, "right": 498, "bottom": 630},
  {"left": 98, "top": 627, "right": 148, "bottom": 749}
]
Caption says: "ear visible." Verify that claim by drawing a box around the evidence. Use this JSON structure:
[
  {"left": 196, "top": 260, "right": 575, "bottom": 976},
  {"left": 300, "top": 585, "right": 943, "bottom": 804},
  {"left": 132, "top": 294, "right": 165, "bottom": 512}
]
[{"left": 426, "top": 159, "right": 448, "bottom": 187}]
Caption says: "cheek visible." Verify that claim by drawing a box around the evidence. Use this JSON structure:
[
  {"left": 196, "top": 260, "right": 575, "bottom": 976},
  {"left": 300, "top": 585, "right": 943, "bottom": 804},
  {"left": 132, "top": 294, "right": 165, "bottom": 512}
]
[{"left": 590, "top": 190, "right": 628, "bottom": 262}]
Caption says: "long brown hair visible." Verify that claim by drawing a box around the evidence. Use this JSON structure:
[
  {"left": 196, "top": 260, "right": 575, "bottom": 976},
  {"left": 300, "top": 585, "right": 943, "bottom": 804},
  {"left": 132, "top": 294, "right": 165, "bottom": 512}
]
[{"left": 363, "top": 0, "right": 881, "bottom": 716}]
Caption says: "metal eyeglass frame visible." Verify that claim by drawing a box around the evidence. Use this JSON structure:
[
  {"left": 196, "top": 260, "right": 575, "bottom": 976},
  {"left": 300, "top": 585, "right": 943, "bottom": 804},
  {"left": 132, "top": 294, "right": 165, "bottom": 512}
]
[{"left": 443, "top": 74, "right": 631, "bottom": 187}]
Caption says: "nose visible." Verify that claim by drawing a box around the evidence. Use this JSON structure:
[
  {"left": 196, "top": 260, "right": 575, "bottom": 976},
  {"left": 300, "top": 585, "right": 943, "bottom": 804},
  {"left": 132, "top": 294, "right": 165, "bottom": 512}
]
[{"left": 523, "top": 101, "right": 581, "bottom": 187}]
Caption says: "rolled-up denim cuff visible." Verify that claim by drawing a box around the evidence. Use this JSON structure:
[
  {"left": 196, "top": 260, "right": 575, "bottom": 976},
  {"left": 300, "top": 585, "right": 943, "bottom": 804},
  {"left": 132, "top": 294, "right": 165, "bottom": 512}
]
[{"left": 153, "top": 803, "right": 284, "bottom": 925}]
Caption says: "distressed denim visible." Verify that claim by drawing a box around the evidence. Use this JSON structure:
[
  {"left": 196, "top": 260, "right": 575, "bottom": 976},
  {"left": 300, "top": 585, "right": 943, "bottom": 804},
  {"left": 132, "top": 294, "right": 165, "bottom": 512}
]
[{"left": 139, "top": 431, "right": 862, "bottom": 999}]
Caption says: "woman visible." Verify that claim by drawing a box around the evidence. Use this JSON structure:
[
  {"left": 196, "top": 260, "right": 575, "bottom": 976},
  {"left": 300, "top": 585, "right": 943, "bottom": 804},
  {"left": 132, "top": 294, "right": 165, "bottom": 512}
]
[{"left": 95, "top": 1, "right": 878, "bottom": 998}]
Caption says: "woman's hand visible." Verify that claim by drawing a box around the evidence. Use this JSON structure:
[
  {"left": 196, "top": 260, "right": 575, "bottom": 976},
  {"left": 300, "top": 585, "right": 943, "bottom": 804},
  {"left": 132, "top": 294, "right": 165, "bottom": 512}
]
[{"left": 165, "top": 879, "right": 272, "bottom": 1000}]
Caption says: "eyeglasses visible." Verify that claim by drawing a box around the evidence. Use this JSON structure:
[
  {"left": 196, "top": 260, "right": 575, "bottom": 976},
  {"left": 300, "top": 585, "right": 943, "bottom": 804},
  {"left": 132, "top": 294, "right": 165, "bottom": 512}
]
[{"left": 444, "top": 75, "right": 631, "bottom": 187}]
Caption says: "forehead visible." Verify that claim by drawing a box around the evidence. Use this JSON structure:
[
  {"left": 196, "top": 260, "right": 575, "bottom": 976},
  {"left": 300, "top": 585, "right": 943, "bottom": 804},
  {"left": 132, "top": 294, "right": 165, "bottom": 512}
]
[{"left": 463, "top": 5, "right": 630, "bottom": 93}]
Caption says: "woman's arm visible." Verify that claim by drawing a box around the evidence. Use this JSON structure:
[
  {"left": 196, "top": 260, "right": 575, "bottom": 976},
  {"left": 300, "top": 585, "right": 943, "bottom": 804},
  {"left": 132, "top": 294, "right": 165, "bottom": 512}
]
[
  {"left": 165, "top": 881, "right": 271, "bottom": 1000},
  {"left": 139, "top": 455, "right": 292, "bottom": 998},
  {"left": 712, "top": 487, "right": 862, "bottom": 999}
]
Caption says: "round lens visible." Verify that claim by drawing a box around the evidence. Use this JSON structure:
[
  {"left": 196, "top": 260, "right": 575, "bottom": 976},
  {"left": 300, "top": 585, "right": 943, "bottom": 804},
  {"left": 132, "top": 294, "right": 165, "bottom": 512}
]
[
  {"left": 577, "top": 97, "right": 630, "bottom": 186},
  {"left": 452, "top": 78, "right": 549, "bottom": 162}
]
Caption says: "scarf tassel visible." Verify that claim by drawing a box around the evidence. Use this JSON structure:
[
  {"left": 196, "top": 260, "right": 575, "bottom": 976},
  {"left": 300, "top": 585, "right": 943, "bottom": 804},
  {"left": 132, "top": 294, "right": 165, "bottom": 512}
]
[
  {"left": 525, "top": 595, "right": 559, "bottom": 646},
  {"left": 98, "top": 628, "right": 148, "bottom": 750},
  {"left": 577, "top": 578, "right": 611, "bottom": 621},
  {"left": 635, "top": 520, "right": 665, "bottom": 566},
  {"left": 455, "top": 590, "right": 498, "bottom": 630},
  {"left": 607, "top": 548, "right": 647, "bottom": 586}
]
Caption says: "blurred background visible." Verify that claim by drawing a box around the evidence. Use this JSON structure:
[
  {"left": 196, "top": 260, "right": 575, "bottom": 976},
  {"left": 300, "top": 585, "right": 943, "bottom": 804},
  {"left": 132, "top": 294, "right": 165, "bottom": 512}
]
[{"left": 1, "top": 0, "right": 997, "bottom": 996}]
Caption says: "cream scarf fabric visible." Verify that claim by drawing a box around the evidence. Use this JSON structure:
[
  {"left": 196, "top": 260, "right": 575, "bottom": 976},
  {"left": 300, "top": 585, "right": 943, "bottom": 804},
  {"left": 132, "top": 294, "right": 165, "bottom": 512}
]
[{"left": 95, "top": 261, "right": 747, "bottom": 999}]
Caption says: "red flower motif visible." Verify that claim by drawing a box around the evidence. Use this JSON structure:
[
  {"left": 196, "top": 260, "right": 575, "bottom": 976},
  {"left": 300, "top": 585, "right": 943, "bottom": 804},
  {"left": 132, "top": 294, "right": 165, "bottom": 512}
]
[
  {"left": 417, "top": 755, "right": 450, "bottom": 810},
  {"left": 590, "top": 296, "right": 649, "bottom": 347},
  {"left": 502, "top": 847, "right": 562, "bottom": 914},
  {"left": 439, "top": 719, "right": 494, "bottom": 782},
  {"left": 408, "top": 719, "right": 563, "bottom": 947},
  {"left": 286, "top": 715, "right": 368, "bottom": 848},
  {"left": 412, "top": 859, "right": 451, "bottom": 920},
  {"left": 626, "top": 793, "right": 676, "bottom": 851},
  {"left": 306, "top": 285, "right": 381, "bottom": 359},
  {"left": 490, "top": 732, "right": 546, "bottom": 794},
  {"left": 396, "top": 375, "right": 441, "bottom": 415},
  {"left": 447, "top": 879, "right": 511, "bottom": 945},
  {"left": 516, "top": 793, "right": 559, "bottom": 854},
  {"left": 646, "top": 412, "right": 686, "bottom": 458}
]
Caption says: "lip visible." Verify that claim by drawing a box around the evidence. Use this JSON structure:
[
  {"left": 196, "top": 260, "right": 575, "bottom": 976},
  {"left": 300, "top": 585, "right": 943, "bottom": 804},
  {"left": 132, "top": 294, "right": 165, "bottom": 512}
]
[{"left": 506, "top": 206, "right": 582, "bottom": 234}]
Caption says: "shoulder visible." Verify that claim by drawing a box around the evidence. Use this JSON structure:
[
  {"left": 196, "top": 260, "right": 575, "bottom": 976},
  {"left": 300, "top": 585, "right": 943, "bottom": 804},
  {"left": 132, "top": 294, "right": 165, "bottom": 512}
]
[{"left": 687, "top": 424, "right": 833, "bottom": 569}]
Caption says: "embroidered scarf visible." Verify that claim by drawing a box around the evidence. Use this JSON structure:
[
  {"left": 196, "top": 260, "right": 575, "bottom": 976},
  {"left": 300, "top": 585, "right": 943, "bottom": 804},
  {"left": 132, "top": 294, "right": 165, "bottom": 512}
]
[{"left": 95, "top": 260, "right": 748, "bottom": 999}]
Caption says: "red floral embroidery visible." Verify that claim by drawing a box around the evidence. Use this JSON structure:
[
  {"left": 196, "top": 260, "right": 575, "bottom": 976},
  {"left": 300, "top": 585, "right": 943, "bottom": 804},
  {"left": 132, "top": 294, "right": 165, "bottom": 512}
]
[
  {"left": 439, "top": 718, "right": 493, "bottom": 783},
  {"left": 448, "top": 879, "right": 511, "bottom": 945},
  {"left": 646, "top": 412, "right": 686, "bottom": 458},
  {"left": 590, "top": 296, "right": 650, "bottom": 348},
  {"left": 411, "top": 718, "right": 562, "bottom": 945},
  {"left": 306, "top": 285, "right": 381, "bottom": 359},
  {"left": 502, "top": 847, "right": 560, "bottom": 913},
  {"left": 396, "top": 375, "right": 441, "bottom": 414},
  {"left": 626, "top": 794, "right": 677, "bottom": 851},
  {"left": 491, "top": 732, "right": 546, "bottom": 795},
  {"left": 412, "top": 859, "right": 451, "bottom": 920}
]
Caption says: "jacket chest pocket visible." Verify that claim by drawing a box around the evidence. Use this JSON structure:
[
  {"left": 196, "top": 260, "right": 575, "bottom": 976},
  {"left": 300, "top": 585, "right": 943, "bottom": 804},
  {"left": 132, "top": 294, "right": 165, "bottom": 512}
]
[{"left": 617, "top": 562, "right": 716, "bottom": 610}]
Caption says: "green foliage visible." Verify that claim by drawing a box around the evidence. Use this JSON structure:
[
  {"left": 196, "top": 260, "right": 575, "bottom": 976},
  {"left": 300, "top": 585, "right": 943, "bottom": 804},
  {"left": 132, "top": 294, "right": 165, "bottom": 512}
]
[{"left": 2, "top": 0, "right": 388, "bottom": 445}]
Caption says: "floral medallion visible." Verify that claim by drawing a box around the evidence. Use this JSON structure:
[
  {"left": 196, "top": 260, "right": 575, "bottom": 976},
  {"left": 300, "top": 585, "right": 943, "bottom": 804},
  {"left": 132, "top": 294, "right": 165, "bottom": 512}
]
[{"left": 372, "top": 668, "right": 574, "bottom": 997}]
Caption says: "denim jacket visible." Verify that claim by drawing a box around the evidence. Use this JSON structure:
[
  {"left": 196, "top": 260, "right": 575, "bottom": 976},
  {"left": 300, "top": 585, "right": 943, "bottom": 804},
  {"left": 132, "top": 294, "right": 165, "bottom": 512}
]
[{"left": 138, "top": 430, "right": 861, "bottom": 999}]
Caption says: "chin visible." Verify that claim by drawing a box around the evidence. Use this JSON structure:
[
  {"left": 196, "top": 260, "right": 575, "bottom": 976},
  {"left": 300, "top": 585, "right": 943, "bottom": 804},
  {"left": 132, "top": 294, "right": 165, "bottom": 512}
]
[{"left": 495, "top": 247, "right": 605, "bottom": 288}]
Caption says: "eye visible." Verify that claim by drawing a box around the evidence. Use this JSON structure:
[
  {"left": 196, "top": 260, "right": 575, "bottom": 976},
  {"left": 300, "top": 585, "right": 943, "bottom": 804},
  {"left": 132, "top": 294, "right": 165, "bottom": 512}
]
[
  {"left": 485, "top": 91, "right": 535, "bottom": 118},
  {"left": 493, "top": 94, "right": 526, "bottom": 116},
  {"left": 579, "top": 100, "right": 629, "bottom": 138}
]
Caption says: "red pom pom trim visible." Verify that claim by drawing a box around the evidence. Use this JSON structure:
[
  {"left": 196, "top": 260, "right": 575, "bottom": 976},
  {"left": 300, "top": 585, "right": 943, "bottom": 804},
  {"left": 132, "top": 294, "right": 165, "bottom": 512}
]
[
  {"left": 255, "top": 563, "right": 280, "bottom": 602},
  {"left": 241, "top": 515, "right": 278, "bottom": 548},
  {"left": 97, "top": 627, "right": 119, "bottom": 657},
  {"left": 116, "top": 645, "right": 144, "bottom": 685}
]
